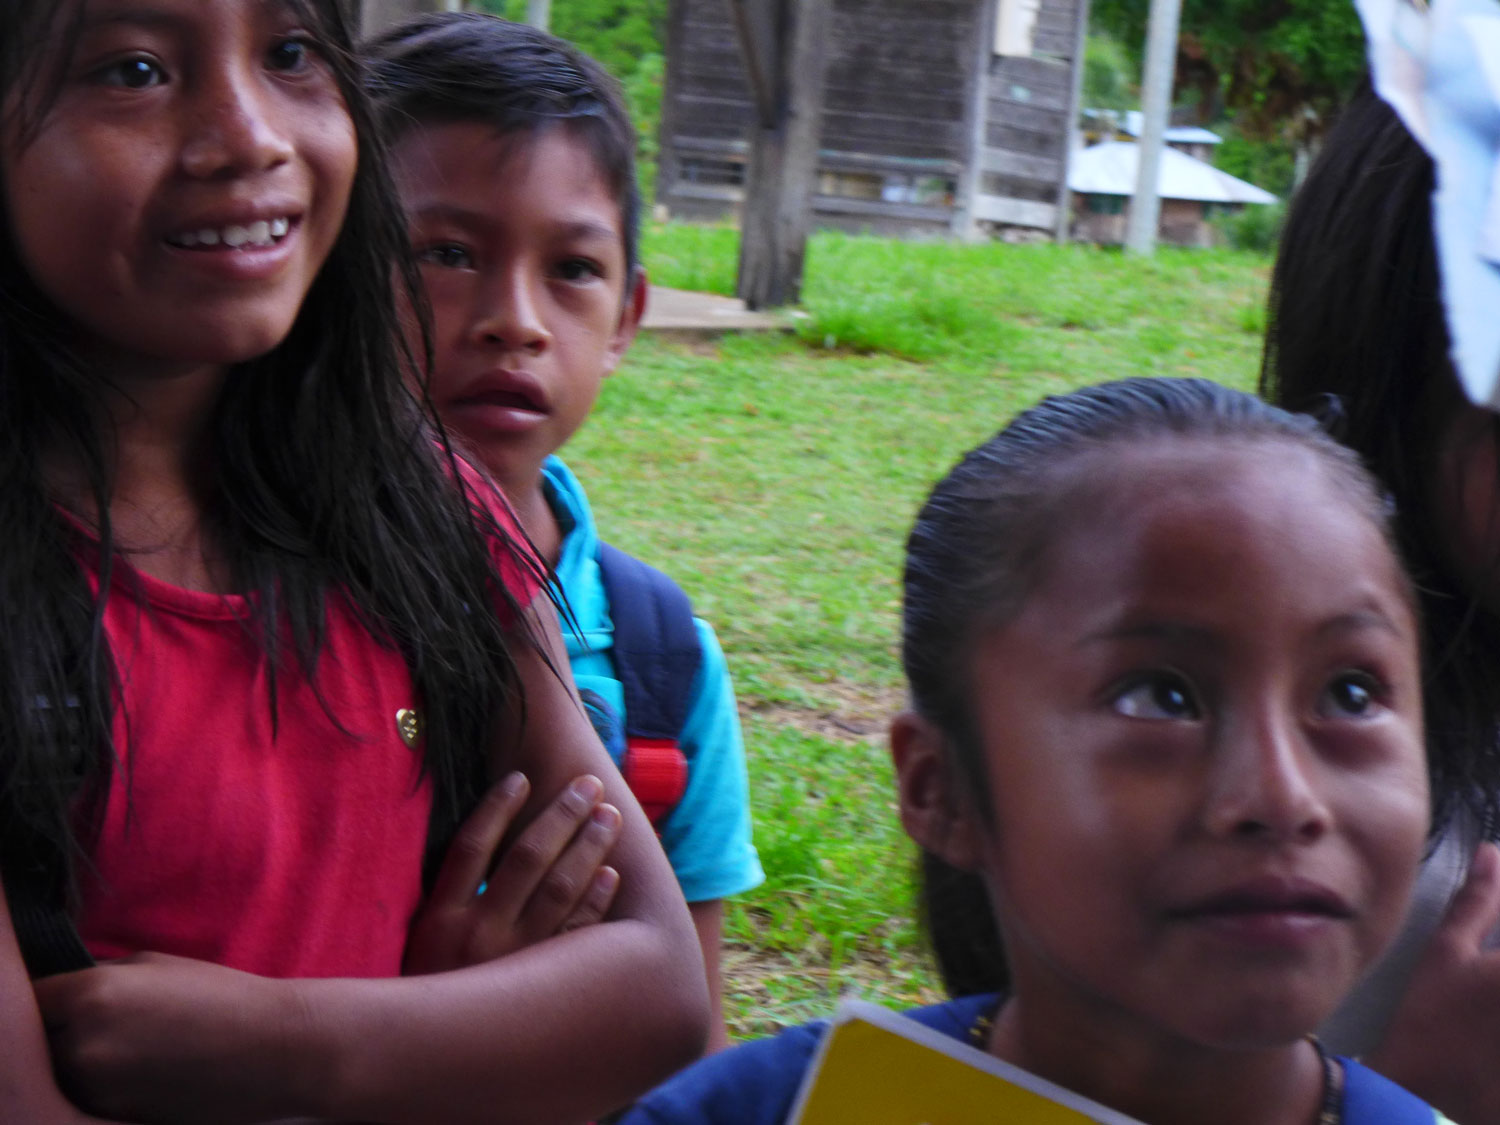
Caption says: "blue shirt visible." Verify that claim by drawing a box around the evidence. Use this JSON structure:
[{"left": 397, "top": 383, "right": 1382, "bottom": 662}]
[
  {"left": 620, "top": 994, "right": 1451, "bottom": 1125},
  {"left": 544, "top": 457, "right": 763, "bottom": 904}
]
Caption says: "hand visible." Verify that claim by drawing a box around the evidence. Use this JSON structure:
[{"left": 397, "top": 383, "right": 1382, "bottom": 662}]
[
  {"left": 1368, "top": 842, "right": 1500, "bottom": 1124},
  {"left": 34, "top": 952, "right": 305, "bottom": 1124},
  {"left": 403, "top": 772, "right": 623, "bottom": 974}
]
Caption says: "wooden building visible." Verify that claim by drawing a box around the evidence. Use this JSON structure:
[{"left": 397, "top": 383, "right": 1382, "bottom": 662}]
[{"left": 657, "top": 0, "right": 1089, "bottom": 239}]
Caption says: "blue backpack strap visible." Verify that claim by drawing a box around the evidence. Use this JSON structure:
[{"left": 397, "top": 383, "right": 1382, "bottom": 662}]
[
  {"left": 595, "top": 543, "right": 701, "bottom": 828},
  {"left": 596, "top": 542, "right": 702, "bottom": 741},
  {"left": 1339, "top": 1058, "right": 1444, "bottom": 1124}
]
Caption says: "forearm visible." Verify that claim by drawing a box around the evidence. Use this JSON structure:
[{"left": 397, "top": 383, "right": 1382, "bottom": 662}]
[
  {"left": 291, "top": 917, "right": 707, "bottom": 1124},
  {"left": 0, "top": 874, "right": 118, "bottom": 1125}
]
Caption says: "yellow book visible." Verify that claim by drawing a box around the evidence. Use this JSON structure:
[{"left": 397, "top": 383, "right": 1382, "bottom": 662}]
[{"left": 787, "top": 1000, "right": 1147, "bottom": 1125}]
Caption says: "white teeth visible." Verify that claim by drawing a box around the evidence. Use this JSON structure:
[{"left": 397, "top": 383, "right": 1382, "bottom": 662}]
[{"left": 170, "top": 217, "right": 291, "bottom": 249}]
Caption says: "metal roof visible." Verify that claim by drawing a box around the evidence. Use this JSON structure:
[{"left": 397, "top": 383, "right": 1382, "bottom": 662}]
[
  {"left": 1121, "top": 111, "right": 1223, "bottom": 145},
  {"left": 1068, "top": 141, "right": 1278, "bottom": 205}
]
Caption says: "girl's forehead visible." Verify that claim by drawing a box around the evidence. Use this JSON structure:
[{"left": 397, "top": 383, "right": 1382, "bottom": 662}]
[{"left": 1033, "top": 438, "right": 1414, "bottom": 619}]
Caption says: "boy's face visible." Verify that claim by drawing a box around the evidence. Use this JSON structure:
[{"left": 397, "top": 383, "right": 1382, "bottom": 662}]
[{"left": 390, "top": 122, "right": 643, "bottom": 493}]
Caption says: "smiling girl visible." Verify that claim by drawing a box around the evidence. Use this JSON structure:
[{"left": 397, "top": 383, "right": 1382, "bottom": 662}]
[
  {"left": 0, "top": 0, "right": 704, "bottom": 1122},
  {"left": 624, "top": 378, "right": 1452, "bottom": 1125}
]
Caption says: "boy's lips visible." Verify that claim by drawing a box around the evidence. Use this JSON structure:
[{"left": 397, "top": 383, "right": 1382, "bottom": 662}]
[{"left": 448, "top": 370, "right": 549, "bottom": 435}]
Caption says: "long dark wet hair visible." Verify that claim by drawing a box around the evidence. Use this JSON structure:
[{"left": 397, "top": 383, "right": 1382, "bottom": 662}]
[
  {"left": 905, "top": 377, "right": 1397, "bottom": 996},
  {"left": 0, "top": 0, "right": 539, "bottom": 913},
  {"left": 1260, "top": 82, "right": 1500, "bottom": 839}
]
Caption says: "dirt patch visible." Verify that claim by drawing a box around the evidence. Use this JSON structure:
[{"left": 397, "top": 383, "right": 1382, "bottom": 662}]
[
  {"left": 742, "top": 682, "right": 906, "bottom": 744},
  {"left": 722, "top": 944, "right": 943, "bottom": 1040}
]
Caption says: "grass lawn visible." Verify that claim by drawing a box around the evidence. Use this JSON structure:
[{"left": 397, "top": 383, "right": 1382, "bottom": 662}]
[{"left": 566, "top": 222, "right": 1272, "bottom": 1038}]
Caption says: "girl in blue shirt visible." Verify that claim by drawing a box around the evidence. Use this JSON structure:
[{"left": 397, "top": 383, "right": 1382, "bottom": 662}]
[{"left": 626, "top": 378, "right": 1456, "bottom": 1125}]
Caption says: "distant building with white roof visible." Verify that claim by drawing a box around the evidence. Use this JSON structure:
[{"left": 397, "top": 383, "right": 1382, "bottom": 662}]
[
  {"left": 1081, "top": 109, "right": 1225, "bottom": 162},
  {"left": 1068, "top": 140, "right": 1278, "bottom": 248}
]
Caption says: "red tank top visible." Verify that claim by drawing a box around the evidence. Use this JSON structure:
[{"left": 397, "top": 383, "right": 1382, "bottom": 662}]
[{"left": 74, "top": 475, "right": 539, "bottom": 978}]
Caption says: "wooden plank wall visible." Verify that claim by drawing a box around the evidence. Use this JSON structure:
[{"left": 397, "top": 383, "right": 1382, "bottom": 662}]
[
  {"left": 979, "top": 0, "right": 1080, "bottom": 215},
  {"left": 660, "top": 0, "right": 984, "bottom": 233},
  {"left": 820, "top": 0, "right": 976, "bottom": 164}
]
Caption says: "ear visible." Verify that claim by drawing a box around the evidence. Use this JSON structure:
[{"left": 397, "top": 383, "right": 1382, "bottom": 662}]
[
  {"left": 890, "top": 710, "right": 982, "bottom": 872},
  {"left": 603, "top": 266, "right": 648, "bottom": 377}
]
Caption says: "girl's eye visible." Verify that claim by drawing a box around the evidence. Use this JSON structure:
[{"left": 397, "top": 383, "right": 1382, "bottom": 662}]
[
  {"left": 556, "top": 258, "right": 603, "bottom": 283},
  {"left": 417, "top": 244, "right": 474, "bottom": 270},
  {"left": 267, "top": 37, "right": 314, "bottom": 73},
  {"left": 98, "top": 56, "right": 165, "bottom": 89},
  {"left": 1318, "top": 672, "right": 1385, "bottom": 719},
  {"left": 1111, "top": 674, "right": 1201, "bottom": 721}
]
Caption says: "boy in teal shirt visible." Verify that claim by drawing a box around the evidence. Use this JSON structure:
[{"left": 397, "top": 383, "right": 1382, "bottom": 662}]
[{"left": 367, "top": 12, "right": 762, "bottom": 1049}]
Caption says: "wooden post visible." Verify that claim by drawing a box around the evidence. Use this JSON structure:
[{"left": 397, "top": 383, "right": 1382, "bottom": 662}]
[
  {"left": 526, "top": 0, "right": 553, "bottom": 30},
  {"left": 728, "top": 0, "right": 831, "bottom": 310},
  {"left": 360, "top": 0, "right": 456, "bottom": 36},
  {"left": 1054, "top": 0, "right": 1091, "bottom": 243},
  {"left": 953, "top": 0, "right": 999, "bottom": 241},
  {"left": 1125, "top": 0, "right": 1182, "bottom": 255}
]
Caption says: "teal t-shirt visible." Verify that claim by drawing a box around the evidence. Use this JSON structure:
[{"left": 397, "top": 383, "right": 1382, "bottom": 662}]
[{"left": 543, "top": 457, "right": 763, "bottom": 904}]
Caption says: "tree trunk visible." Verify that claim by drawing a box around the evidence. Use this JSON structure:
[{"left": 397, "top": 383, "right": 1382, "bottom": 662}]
[
  {"left": 731, "top": 0, "right": 831, "bottom": 311},
  {"left": 526, "top": 0, "right": 553, "bottom": 30}
]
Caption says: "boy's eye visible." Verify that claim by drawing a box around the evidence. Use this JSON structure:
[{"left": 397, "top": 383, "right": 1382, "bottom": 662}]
[
  {"left": 97, "top": 56, "right": 165, "bottom": 89},
  {"left": 556, "top": 258, "right": 603, "bottom": 283},
  {"left": 1318, "top": 672, "right": 1384, "bottom": 719},
  {"left": 417, "top": 244, "right": 474, "bottom": 270},
  {"left": 1111, "top": 674, "right": 1201, "bottom": 721}
]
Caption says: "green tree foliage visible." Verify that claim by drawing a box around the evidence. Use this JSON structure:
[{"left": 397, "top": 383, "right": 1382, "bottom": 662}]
[
  {"left": 1213, "top": 125, "right": 1296, "bottom": 196},
  {"left": 1083, "top": 32, "right": 1136, "bottom": 111},
  {"left": 1092, "top": 0, "right": 1367, "bottom": 144}
]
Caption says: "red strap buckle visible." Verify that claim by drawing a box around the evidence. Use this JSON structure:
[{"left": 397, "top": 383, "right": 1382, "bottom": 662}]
[{"left": 621, "top": 738, "right": 688, "bottom": 828}]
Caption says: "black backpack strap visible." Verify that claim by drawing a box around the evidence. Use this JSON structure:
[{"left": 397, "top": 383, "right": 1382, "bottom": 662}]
[
  {"left": 1, "top": 856, "right": 94, "bottom": 978},
  {"left": 595, "top": 542, "right": 703, "bottom": 741}
]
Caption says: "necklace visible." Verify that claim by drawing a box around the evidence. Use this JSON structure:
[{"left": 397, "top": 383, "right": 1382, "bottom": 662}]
[
  {"left": 964, "top": 1005, "right": 1344, "bottom": 1124},
  {"left": 1309, "top": 1036, "right": 1344, "bottom": 1125}
]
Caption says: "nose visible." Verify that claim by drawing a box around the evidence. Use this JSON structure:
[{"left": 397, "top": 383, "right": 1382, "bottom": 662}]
[
  {"left": 1203, "top": 707, "right": 1332, "bottom": 844},
  {"left": 179, "top": 66, "right": 295, "bottom": 179},
  {"left": 470, "top": 267, "right": 552, "bottom": 355}
]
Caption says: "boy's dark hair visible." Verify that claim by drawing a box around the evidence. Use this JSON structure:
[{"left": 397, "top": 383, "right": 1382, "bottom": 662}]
[
  {"left": 0, "top": 0, "right": 535, "bottom": 910},
  {"left": 1260, "top": 82, "right": 1500, "bottom": 839},
  {"left": 903, "top": 376, "right": 1397, "bottom": 997},
  {"left": 363, "top": 12, "right": 642, "bottom": 283}
]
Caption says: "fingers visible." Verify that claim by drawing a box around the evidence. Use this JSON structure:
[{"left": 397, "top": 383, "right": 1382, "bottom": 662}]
[
  {"left": 561, "top": 866, "right": 621, "bottom": 933},
  {"left": 427, "top": 772, "right": 530, "bottom": 907},
  {"left": 483, "top": 776, "right": 621, "bottom": 934},
  {"left": 1435, "top": 842, "right": 1500, "bottom": 957},
  {"left": 504, "top": 804, "right": 623, "bottom": 941}
]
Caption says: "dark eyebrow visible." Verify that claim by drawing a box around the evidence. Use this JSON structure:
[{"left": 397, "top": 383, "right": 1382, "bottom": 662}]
[
  {"left": 1078, "top": 622, "right": 1220, "bottom": 650},
  {"left": 558, "top": 219, "right": 621, "bottom": 243},
  {"left": 82, "top": 0, "right": 298, "bottom": 32},
  {"left": 1315, "top": 608, "right": 1408, "bottom": 642},
  {"left": 1079, "top": 606, "right": 1409, "bottom": 651},
  {"left": 79, "top": 7, "right": 182, "bottom": 32},
  {"left": 408, "top": 202, "right": 485, "bottom": 228},
  {"left": 409, "top": 206, "right": 619, "bottom": 246}
]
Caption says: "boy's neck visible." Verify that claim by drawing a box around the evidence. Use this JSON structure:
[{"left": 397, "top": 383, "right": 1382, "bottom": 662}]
[
  {"left": 988, "top": 998, "right": 1328, "bottom": 1125},
  {"left": 504, "top": 476, "right": 565, "bottom": 568}
]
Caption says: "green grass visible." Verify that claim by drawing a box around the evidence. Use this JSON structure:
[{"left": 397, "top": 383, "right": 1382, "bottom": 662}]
[{"left": 568, "top": 223, "right": 1271, "bottom": 1037}]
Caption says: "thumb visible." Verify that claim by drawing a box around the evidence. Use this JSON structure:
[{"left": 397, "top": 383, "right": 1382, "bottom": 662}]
[{"left": 1433, "top": 841, "right": 1500, "bottom": 957}]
